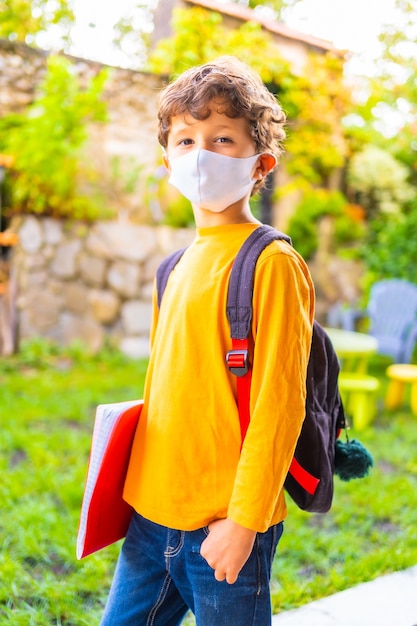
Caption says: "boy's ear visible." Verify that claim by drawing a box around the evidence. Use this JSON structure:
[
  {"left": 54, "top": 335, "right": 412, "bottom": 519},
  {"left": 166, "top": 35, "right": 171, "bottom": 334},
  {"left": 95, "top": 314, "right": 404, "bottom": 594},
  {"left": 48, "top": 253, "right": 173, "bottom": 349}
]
[
  {"left": 254, "top": 153, "right": 277, "bottom": 180},
  {"left": 162, "top": 153, "right": 170, "bottom": 172}
]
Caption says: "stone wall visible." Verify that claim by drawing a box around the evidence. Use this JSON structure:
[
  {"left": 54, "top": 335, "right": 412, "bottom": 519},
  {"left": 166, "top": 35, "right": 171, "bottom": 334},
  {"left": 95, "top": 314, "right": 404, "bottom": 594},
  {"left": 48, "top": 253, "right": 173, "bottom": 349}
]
[
  {"left": 11, "top": 216, "right": 194, "bottom": 356},
  {"left": 10, "top": 215, "right": 363, "bottom": 357}
]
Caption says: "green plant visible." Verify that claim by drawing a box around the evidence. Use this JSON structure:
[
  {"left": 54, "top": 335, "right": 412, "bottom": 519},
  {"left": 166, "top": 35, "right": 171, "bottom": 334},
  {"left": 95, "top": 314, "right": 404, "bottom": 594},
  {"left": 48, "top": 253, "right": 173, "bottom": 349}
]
[
  {"left": 0, "top": 0, "right": 74, "bottom": 47},
  {"left": 0, "top": 55, "right": 113, "bottom": 221},
  {"left": 162, "top": 195, "right": 195, "bottom": 228},
  {"left": 347, "top": 145, "right": 414, "bottom": 218},
  {"left": 144, "top": 166, "right": 195, "bottom": 227},
  {"left": 286, "top": 188, "right": 364, "bottom": 260},
  {"left": 360, "top": 197, "right": 417, "bottom": 291}
]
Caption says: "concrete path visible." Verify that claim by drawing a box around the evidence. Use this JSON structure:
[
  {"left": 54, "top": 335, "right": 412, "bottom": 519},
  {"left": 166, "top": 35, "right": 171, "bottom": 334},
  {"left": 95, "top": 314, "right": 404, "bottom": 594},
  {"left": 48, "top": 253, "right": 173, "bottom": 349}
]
[{"left": 272, "top": 565, "right": 417, "bottom": 626}]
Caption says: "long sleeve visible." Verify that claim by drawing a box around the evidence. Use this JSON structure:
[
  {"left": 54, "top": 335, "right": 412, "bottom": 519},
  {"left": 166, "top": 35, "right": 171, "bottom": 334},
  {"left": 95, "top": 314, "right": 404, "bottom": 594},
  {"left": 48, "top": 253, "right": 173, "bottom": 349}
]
[
  {"left": 228, "top": 244, "right": 314, "bottom": 531},
  {"left": 124, "top": 224, "right": 314, "bottom": 532}
]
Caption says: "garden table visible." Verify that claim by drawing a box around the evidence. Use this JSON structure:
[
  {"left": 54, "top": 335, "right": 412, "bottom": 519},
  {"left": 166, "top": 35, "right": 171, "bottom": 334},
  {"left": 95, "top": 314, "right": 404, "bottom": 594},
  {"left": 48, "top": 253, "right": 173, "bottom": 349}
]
[{"left": 324, "top": 327, "right": 378, "bottom": 374}]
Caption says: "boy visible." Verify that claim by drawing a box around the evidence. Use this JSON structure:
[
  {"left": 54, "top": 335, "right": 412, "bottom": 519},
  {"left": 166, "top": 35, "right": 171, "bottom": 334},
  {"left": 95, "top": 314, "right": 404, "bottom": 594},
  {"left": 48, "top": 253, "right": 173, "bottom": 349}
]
[{"left": 100, "top": 56, "right": 314, "bottom": 626}]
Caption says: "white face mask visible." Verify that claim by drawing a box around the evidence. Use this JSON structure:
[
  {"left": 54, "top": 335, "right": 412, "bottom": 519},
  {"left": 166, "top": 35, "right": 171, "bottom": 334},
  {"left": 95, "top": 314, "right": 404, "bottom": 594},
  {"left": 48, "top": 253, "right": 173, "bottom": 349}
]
[{"left": 167, "top": 149, "right": 260, "bottom": 213}]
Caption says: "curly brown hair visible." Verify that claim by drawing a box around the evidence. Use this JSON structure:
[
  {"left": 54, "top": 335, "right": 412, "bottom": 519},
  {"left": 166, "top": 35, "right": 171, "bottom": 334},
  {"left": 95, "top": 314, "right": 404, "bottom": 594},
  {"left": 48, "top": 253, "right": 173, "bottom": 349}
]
[{"left": 158, "top": 56, "right": 286, "bottom": 193}]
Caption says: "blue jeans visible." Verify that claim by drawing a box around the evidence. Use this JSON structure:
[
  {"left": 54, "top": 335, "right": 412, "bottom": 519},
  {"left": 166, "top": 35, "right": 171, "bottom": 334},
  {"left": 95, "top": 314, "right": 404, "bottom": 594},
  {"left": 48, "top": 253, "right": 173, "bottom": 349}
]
[{"left": 100, "top": 512, "right": 283, "bottom": 626}]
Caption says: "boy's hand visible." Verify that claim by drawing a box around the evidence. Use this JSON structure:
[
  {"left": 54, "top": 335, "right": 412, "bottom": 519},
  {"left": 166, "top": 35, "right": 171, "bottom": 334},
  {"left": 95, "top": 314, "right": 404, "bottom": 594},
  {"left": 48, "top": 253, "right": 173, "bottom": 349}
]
[{"left": 200, "top": 518, "right": 256, "bottom": 584}]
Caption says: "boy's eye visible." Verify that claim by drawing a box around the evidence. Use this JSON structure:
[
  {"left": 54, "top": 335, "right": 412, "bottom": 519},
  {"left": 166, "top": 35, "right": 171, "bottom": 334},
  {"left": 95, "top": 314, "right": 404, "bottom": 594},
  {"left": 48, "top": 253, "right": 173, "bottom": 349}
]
[
  {"left": 216, "top": 137, "right": 232, "bottom": 143},
  {"left": 179, "top": 138, "right": 194, "bottom": 146}
]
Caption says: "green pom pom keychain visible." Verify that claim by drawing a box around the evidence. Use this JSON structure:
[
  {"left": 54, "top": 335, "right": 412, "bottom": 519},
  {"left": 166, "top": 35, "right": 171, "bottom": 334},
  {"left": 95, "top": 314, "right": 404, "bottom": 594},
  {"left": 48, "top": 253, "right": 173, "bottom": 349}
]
[{"left": 334, "top": 428, "right": 373, "bottom": 482}]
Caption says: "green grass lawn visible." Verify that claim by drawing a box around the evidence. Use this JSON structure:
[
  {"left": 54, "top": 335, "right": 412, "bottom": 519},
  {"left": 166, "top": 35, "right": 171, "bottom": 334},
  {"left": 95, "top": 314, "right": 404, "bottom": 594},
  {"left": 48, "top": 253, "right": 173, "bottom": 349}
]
[{"left": 1, "top": 340, "right": 417, "bottom": 625}]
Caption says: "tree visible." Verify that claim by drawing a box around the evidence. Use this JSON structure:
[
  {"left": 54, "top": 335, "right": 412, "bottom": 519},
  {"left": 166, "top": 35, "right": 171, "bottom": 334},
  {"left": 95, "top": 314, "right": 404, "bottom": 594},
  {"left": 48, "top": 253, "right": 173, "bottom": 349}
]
[
  {"left": 110, "top": 0, "right": 303, "bottom": 69},
  {"left": 376, "top": 0, "right": 417, "bottom": 180},
  {"left": 347, "top": 0, "right": 417, "bottom": 184},
  {"left": 113, "top": 0, "right": 158, "bottom": 68},
  {"left": 340, "top": 0, "right": 417, "bottom": 288},
  {"left": 0, "top": 0, "right": 75, "bottom": 48}
]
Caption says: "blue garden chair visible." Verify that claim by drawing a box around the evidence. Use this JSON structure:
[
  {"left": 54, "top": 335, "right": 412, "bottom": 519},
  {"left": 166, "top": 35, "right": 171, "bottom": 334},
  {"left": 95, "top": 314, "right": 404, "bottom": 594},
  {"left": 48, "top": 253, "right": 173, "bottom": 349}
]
[{"left": 330, "top": 279, "right": 417, "bottom": 364}]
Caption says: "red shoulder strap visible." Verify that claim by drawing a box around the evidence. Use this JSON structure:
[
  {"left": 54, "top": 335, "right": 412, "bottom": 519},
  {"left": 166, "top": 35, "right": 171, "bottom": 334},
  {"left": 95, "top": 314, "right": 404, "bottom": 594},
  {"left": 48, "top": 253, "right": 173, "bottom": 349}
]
[
  {"left": 227, "top": 338, "right": 252, "bottom": 446},
  {"left": 229, "top": 337, "right": 319, "bottom": 495}
]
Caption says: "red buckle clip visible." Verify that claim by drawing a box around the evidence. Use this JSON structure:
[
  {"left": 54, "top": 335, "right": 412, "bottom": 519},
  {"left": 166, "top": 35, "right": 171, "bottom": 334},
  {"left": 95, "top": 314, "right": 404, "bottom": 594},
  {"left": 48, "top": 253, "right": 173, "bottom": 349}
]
[{"left": 226, "top": 349, "right": 249, "bottom": 377}]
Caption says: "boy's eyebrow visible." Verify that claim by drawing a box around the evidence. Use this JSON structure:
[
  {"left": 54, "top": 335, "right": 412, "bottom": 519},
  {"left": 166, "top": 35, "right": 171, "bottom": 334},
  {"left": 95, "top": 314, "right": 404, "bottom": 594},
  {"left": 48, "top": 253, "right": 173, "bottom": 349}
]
[
  {"left": 170, "top": 121, "right": 240, "bottom": 137},
  {"left": 212, "top": 124, "right": 239, "bottom": 132},
  {"left": 169, "top": 117, "right": 198, "bottom": 136}
]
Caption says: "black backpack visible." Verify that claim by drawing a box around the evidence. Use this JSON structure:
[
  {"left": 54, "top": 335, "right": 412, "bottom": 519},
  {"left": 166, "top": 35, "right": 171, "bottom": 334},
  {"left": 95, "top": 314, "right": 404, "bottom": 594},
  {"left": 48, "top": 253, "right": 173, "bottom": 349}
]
[{"left": 156, "top": 224, "right": 371, "bottom": 514}]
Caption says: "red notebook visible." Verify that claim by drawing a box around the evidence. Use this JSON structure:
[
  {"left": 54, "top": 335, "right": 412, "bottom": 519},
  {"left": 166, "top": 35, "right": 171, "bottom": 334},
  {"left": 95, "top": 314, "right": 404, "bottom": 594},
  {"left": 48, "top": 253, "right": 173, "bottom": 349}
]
[{"left": 77, "top": 399, "right": 143, "bottom": 559}]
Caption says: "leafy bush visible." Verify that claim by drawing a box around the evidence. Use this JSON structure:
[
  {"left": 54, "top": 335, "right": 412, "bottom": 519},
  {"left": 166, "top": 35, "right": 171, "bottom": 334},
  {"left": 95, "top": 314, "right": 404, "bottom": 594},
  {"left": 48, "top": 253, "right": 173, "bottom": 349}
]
[
  {"left": 0, "top": 55, "right": 112, "bottom": 221},
  {"left": 360, "top": 197, "right": 417, "bottom": 290},
  {"left": 286, "top": 188, "right": 365, "bottom": 260},
  {"left": 162, "top": 196, "right": 195, "bottom": 228},
  {"left": 347, "top": 146, "right": 414, "bottom": 217},
  {"left": 143, "top": 166, "right": 195, "bottom": 227}
]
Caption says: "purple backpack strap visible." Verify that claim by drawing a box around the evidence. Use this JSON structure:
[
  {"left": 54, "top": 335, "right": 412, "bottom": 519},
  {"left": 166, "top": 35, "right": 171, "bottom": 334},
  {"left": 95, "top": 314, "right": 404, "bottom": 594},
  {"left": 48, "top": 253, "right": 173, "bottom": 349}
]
[
  {"left": 226, "top": 225, "right": 292, "bottom": 340},
  {"left": 156, "top": 247, "right": 187, "bottom": 308}
]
